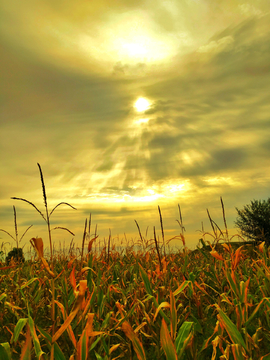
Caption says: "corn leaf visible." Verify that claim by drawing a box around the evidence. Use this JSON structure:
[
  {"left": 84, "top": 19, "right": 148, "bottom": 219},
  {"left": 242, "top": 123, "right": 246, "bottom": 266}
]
[
  {"left": 153, "top": 301, "right": 170, "bottom": 322},
  {"left": 37, "top": 326, "right": 67, "bottom": 360},
  {"left": 139, "top": 263, "right": 153, "bottom": 296},
  {"left": 53, "top": 280, "right": 87, "bottom": 343},
  {"left": 12, "top": 318, "right": 28, "bottom": 343},
  {"left": 0, "top": 293, "right": 7, "bottom": 302},
  {"left": 175, "top": 321, "right": 193, "bottom": 358},
  {"left": 170, "top": 291, "right": 177, "bottom": 340},
  {"left": 0, "top": 343, "right": 11, "bottom": 360},
  {"left": 20, "top": 278, "right": 39, "bottom": 290},
  {"left": 160, "top": 319, "right": 178, "bottom": 360},
  {"left": 122, "top": 321, "right": 146, "bottom": 360},
  {"left": 55, "top": 300, "right": 77, "bottom": 348},
  {"left": 231, "top": 344, "right": 246, "bottom": 360},
  {"left": 245, "top": 298, "right": 270, "bottom": 327},
  {"left": 77, "top": 330, "right": 87, "bottom": 360},
  {"left": 20, "top": 325, "right": 31, "bottom": 360},
  {"left": 173, "top": 281, "right": 190, "bottom": 296},
  {"left": 216, "top": 306, "right": 247, "bottom": 351},
  {"left": 28, "top": 315, "right": 45, "bottom": 360}
]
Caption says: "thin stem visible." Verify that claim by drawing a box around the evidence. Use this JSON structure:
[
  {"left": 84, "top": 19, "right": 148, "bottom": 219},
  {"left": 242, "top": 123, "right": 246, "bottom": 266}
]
[
  {"left": 108, "top": 229, "right": 111, "bottom": 265},
  {"left": 220, "top": 196, "right": 229, "bottom": 240},
  {"left": 158, "top": 205, "right": 166, "bottom": 259},
  {"left": 81, "top": 218, "right": 88, "bottom": 270},
  {"left": 154, "top": 226, "right": 162, "bottom": 272}
]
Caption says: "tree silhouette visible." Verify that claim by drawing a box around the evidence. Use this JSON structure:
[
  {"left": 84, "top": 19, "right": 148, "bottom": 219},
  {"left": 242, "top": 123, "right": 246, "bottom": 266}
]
[{"left": 235, "top": 199, "right": 270, "bottom": 245}]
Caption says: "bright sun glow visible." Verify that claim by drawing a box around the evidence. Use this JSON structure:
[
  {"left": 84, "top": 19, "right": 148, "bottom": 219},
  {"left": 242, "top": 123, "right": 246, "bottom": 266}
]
[
  {"left": 134, "top": 118, "right": 149, "bottom": 125},
  {"left": 122, "top": 42, "right": 148, "bottom": 58},
  {"left": 134, "top": 97, "right": 151, "bottom": 112}
]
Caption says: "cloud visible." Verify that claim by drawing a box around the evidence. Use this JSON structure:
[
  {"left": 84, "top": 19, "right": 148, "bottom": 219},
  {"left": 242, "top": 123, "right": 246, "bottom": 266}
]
[
  {"left": 197, "top": 36, "right": 234, "bottom": 54},
  {"left": 239, "top": 4, "right": 263, "bottom": 17}
]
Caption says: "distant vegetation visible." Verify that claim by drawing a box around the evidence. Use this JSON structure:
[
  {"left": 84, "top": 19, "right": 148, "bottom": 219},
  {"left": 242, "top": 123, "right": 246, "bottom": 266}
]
[
  {"left": 5, "top": 247, "right": 25, "bottom": 265},
  {"left": 235, "top": 198, "right": 270, "bottom": 246}
]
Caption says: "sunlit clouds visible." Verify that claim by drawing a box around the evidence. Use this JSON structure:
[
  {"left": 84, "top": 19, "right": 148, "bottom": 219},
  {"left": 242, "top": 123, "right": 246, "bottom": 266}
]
[{"left": 1, "top": 0, "right": 270, "bottom": 250}]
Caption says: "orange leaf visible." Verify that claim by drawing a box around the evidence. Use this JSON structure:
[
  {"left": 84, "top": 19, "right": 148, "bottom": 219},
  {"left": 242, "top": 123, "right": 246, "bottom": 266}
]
[
  {"left": 160, "top": 318, "right": 178, "bottom": 360},
  {"left": 70, "top": 267, "right": 78, "bottom": 297},
  {"left": 116, "top": 301, "right": 125, "bottom": 318},
  {"left": 30, "top": 237, "right": 55, "bottom": 277},
  {"left": 40, "top": 257, "right": 55, "bottom": 277},
  {"left": 67, "top": 257, "right": 75, "bottom": 269},
  {"left": 180, "top": 234, "right": 186, "bottom": 247},
  {"left": 0, "top": 265, "right": 17, "bottom": 270},
  {"left": 20, "top": 325, "right": 31, "bottom": 360},
  {"left": 210, "top": 249, "right": 224, "bottom": 261},
  {"left": 232, "top": 246, "right": 243, "bottom": 270},
  {"left": 122, "top": 321, "right": 146, "bottom": 360},
  {"left": 55, "top": 300, "right": 77, "bottom": 348},
  {"left": 258, "top": 241, "right": 265, "bottom": 253},
  {"left": 153, "top": 302, "right": 170, "bottom": 322},
  {"left": 221, "top": 243, "right": 231, "bottom": 253},
  {"left": 30, "top": 237, "right": 44, "bottom": 258},
  {"left": 109, "top": 344, "right": 121, "bottom": 354},
  {"left": 52, "top": 280, "right": 87, "bottom": 343},
  {"left": 88, "top": 236, "right": 98, "bottom": 253}
]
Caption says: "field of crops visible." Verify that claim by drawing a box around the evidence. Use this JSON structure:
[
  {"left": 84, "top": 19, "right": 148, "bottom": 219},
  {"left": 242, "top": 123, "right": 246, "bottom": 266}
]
[
  {"left": 1, "top": 165, "right": 270, "bottom": 359},
  {"left": 0, "top": 235, "right": 270, "bottom": 360}
]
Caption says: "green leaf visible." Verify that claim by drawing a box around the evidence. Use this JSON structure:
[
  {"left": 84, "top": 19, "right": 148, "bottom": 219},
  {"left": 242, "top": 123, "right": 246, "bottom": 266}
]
[
  {"left": 138, "top": 264, "right": 170, "bottom": 324},
  {"left": 226, "top": 270, "right": 239, "bottom": 298},
  {"left": 20, "top": 278, "right": 39, "bottom": 290},
  {"left": 216, "top": 306, "right": 247, "bottom": 350},
  {"left": 139, "top": 263, "right": 153, "bottom": 296},
  {"left": 245, "top": 298, "right": 270, "bottom": 327},
  {"left": 190, "top": 314, "right": 203, "bottom": 334},
  {"left": 90, "top": 336, "right": 102, "bottom": 352},
  {"left": 28, "top": 316, "right": 45, "bottom": 359},
  {"left": 175, "top": 322, "right": 193, "bottom": 358},
  {"left": 95, "top": 351, "right": 106, "bottom": 360},
  {"left": 12, "top": 318, "right": 28, "bottom": 343},
  {"left": 101, "top": 311, "right": 113, "bottom": 330},
  {"left": 0, "top": 343, "right": 11, "bottom": 360},
  {"left": 80, "top": 331, "right": 87, "bottom": 360},
  {"left": 0, "top": 293, "right": 7, "bottom": 302},
  {"left": 37, "top": 326, "right": 67, "bottom": 360},
  {"left": 173, "top": 281, "right": 190, "bottom": 296}
]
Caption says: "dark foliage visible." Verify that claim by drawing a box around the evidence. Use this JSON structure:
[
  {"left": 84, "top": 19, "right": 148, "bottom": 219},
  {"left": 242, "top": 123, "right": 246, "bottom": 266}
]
[
  {"left": 5, "top": 247, "right": 25, "bottom": 264},
  {"left": 235, "top": 199, "right": 270, "bottom": 245}
]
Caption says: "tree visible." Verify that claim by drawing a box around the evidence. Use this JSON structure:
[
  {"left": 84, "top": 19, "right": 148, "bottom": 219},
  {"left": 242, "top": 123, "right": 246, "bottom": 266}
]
[
  {"left": 235, "top": 199, "right": 270, "bottom": 245},
  {"left": 6, "top": 247, "right": 25, "bottom": 264}
]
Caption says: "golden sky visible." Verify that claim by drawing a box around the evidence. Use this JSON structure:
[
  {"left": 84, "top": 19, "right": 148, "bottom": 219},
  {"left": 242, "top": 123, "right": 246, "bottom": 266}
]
[{"left": 1, "top": 0, "right": 270, "bottom": 253}]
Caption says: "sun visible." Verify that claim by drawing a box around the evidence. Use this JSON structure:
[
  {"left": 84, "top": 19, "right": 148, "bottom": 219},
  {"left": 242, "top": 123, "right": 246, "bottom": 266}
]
[{"left": 134, "top": 97, "right": 151, "bottom": 112}]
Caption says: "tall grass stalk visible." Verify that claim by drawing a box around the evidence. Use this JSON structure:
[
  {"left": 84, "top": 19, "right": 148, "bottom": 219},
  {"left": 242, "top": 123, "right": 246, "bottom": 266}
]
[
  {"left": 81, "top": 218, "right": 88, "bottom": 270},
  {"left": 135, "top": 219, "right": 144, "bottom": 251},
  {"left": 153, "top": 226, "right": 162, "bottom": 271},
  {"left": 158, "top": 205, "right": 166, "bottom": 259},
  {"left": 11, "top": 163, "right": 76, "bottom": 360},
  {"left": 0, "top": 206, "right": 33, "bottom": 254},
  {"left": 11, "top": 163, "right": 76, "bottom": 261},
  {"left": 108, "top": 228, "right": 111, "bottom": 264}
]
